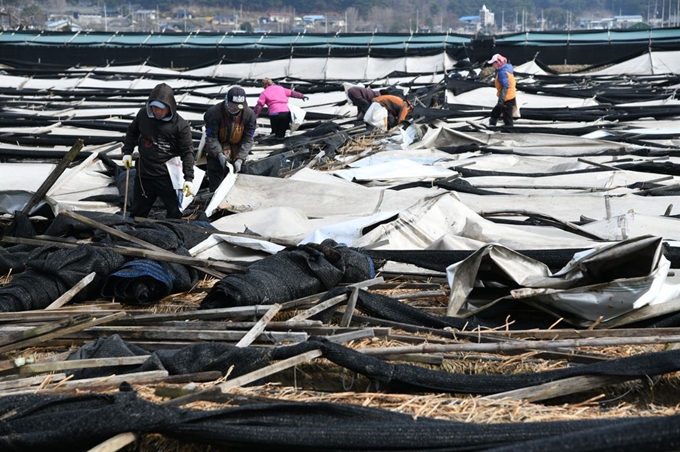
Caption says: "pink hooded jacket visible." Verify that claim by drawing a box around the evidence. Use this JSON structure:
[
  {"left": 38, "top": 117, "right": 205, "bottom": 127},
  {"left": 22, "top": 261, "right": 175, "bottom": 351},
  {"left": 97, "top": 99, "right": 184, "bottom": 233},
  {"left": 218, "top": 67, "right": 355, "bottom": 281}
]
[{"left": 253, "top": 85, "right": 304, "bottom": 116}]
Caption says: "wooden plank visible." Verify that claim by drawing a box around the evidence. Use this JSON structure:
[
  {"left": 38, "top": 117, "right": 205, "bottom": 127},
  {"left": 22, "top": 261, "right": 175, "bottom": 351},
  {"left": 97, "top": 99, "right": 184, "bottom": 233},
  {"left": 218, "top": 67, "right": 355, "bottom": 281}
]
[
  {"left": 0, "top": 315, "right": 92, "bottom": 348},
  {"left": 326, "top": 328, "right": 377, "bottom": 344},
  {"left": 127, "top": 305, "right": 276, "bottom": 323},
  {"left": 17, "top": 356, "right": 150, "bottom": 376},
  {"left": 45, "top": 271, "right": 97, "bottom": 310},
  {"left": 54, "top": 326, "right": 307, "bottom": 343},
  {"left": 87, "top": 433, "right": 138, "bottom": 452},
  {"left": 340, "top": 286, "right": 359, "bottom": 327},
  {"left": 360, "top": 334, "right": 680, "bottom": 357},
  {"left": 1, "top": 236, "right": 246, "bottom": 275},
  {"left": 235, "top": 304, "right": 281, "bottom": 348},
  {"left": 0, "top": 312, "right": 126, "bottom": 355},
  {"left": 481, "top": 375, "right": 631, "bottom": 402},
  {"left": 286, "top": 293, "right": 348, "bottom": 322},
  {"left": 22, "top": 138, "right": 84, "bottom": 214},
  {"left": 164, "top": 349, "right": 323, "bottom": 408},
  {"left": 0, "top": 309, "right": 136, "bottom": 323},
  {"left": 0, "top": 373, "right": 67, "bottom": 391}
]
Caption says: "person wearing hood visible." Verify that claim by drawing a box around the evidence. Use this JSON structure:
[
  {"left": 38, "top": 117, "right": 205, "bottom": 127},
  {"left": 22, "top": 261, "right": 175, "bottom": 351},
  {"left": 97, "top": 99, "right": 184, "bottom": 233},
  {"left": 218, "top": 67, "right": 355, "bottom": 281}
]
[
  {"left": 253, "top": 77, "right": 308, "bottom": 139},
  {"left": 203, "top": 86, "right": 256, "bottom": 192},
  {"left": 121, "top": 82, "right": 195, "bottom": 219},
  {"left": 372, "top": 94, "right": 413, "bottom": 129},
  {"left": 344, "top": 84, "right": 381, "bottom": 120},
  {"left": 487, "top": 53, "right": 516, "bottom": 127}
]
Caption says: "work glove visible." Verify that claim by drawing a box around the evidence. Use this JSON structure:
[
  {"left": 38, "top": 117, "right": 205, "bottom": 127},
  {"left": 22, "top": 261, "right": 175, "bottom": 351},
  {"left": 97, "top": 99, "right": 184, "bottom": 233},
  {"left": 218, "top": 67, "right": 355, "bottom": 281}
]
[
  {"left": 303, "top": 96, "right": 309, "bottom": 101},
  {"left": 233, "top": 159, "right": 243, "bottom": 173},
  {"left": 218, "top": 153, "right": 228, "bottom": 168},
  {"left": 182, "top": 181, "right": 194, "bottom": 197},
  {"left": 122, "top": 154, "right": 133, "bottom": 169}
]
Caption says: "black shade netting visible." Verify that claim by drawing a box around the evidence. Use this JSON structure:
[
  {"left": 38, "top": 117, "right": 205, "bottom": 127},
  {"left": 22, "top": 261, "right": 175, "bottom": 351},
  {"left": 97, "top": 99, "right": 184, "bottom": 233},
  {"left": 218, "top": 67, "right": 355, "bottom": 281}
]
[
  {"left": 44, "top": 211, "right": 213, "bottom": 251},
  {"left": 3, "top": 210, "right": 36, "bottom": 239},
  {"left": 0, "top": 391, "right": 189, "bottom": 452},
  {"left": 201, "top": 240, "right": 375, "bottom": 309},
  {"left": 246, "top": 153, "right": 288, "bottom": 177},
  {"left": 3, "top": 390, "right": 680, "bottom": 452},
  {"left": 8, "top": 355, "right": 680, "bottom": 449},
  {"left": 43, "top": 211, "right": 132, "bottom": 240},
  {"left": 67, "top": 334, "right": 278, "bottom": 380},
  {"left": 167, "top": 405, "right": 680, "bottom": 452},
  {"left": 0, "top": 244, "right": 125, "bottom": 312},
  {"left": 66, "top": 335, "right": 680, "bottom": 397}
]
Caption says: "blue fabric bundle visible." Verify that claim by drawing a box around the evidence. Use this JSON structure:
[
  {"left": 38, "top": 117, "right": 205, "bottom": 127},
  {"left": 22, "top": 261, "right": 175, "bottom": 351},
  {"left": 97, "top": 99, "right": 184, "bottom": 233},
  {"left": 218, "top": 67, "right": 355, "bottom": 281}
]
[{"left": 101, "top": 259, "right": 174, "bottom": 305}]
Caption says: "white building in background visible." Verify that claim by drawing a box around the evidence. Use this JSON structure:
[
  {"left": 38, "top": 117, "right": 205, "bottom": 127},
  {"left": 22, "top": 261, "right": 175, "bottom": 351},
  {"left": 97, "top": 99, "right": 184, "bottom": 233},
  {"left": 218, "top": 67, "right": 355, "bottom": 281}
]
[{"left": 479, "top": 5, "right": 495, "bottom": 28}]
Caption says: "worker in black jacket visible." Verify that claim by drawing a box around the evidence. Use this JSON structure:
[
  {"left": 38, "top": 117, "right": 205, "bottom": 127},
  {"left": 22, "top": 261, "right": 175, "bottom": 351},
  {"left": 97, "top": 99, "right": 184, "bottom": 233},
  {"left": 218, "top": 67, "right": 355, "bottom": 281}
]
[{"left": 122, "top": 82, "right": 195, "bottom": 219}]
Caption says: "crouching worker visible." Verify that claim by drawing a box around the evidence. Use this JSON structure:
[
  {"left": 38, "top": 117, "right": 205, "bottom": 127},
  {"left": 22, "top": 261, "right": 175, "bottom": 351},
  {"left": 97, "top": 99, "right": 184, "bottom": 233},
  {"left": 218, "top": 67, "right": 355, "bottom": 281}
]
[
  {"left": 372, "top": 94, "right": 413, "bottom": 129},
  {"left": 122, "top": 82, "right": 195, "bottom": 219},
  {"left": 203, "top": 86, "right": 256, "bottom": 192}
]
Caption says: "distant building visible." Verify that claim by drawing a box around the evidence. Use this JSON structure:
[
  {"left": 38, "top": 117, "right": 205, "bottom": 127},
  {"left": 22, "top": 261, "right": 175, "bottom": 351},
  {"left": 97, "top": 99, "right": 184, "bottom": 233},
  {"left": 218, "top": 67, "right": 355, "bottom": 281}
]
[
  {"left": 303, "top": 14, "right": 324, "bottom": 28},
  {"left": 268, "top": 13, "right": 291, "bottom": 23},
  {"left": 174, "top": 9, "right": 192, "bottom": 19},
  {"left": 213, "top": 14, "right": 236, "bottom": 25},
  {"left": 479, "top": 5, "right": 495, "bottom": 28},
  {"left": 44, "top": 19, "right": 83, "bottom": 31},
  {"left": 614, "top": 15, "right": 643, "bottom": 27}
]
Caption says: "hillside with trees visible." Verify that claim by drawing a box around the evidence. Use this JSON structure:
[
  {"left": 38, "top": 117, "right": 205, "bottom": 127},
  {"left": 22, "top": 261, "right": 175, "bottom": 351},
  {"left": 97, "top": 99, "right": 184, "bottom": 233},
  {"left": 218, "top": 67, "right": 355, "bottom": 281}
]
[{"left": 2, "top": 0, "right": 667, "bottom": 32}]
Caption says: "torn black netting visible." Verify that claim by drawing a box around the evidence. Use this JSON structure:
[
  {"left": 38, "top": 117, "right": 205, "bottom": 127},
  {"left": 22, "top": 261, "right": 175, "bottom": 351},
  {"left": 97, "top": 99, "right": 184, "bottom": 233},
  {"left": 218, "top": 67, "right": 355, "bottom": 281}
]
[
  {"left": 66, "top": 335, "right": 680, "bottom": 397},
  {"left": 311, "top": 286, "right": 475, "bottom": 330},
  {"left": 201, "top": 240, "right": 374, "bottom": 309},
  {"left": 4, "top": 390, "right": 680, "bottom": 452}
]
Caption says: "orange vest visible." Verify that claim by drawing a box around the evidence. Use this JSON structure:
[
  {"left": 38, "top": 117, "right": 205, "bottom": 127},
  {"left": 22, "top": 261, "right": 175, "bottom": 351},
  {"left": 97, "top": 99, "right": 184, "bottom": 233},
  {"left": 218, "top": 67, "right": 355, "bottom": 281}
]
[{"left": 495, "top": 71, "right": 516, "bottom": 101}]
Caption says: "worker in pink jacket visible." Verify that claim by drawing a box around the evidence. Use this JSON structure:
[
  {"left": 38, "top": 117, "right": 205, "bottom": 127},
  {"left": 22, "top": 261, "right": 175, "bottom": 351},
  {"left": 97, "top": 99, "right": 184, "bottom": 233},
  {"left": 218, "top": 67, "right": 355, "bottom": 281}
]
[{"left": 253, "top": 78, "right": 308, "bottom": 139}]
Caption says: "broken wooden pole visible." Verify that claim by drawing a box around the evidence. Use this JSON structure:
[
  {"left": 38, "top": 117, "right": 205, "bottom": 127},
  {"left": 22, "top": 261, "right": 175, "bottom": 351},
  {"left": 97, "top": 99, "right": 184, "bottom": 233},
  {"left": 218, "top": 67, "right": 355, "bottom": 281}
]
[
  {"left": 1, "top": 236, "right": 246, "bottom": 276},
  {"left": 235, "top": 304, "right": 281, "bottom": 348},
  {"left": 45, "top": 271, "right": 97, "bottom": 310},
  {"left": 360, "top": 334, "right": 680, "bottom": 357},
  {"left": 0, "top": 312, "right": 126, "bottom": 355},
  {"left": 22, "top": 138, "right": 84, "bottom": 215}
]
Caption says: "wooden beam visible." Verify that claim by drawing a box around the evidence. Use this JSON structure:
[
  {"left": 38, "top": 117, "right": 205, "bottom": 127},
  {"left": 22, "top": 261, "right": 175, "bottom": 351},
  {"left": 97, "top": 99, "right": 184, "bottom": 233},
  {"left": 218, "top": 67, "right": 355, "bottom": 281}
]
[
  {"left": 1, "top": 236, "right": 246, "bottom": 275},
  {"left": 481, "top": 375, "right": 632, "bottom": 402},
  {"left": 0, "top": 312, "right": 126, "bottom": 355},
  {"left": 22, "top": 138, "right": 84, "bottom": 214},
  {"left": 45, "top": 271, "right": 96, "bottom": 310},
  {"left": 235, "top": 304, "right": 281, "bottom": 348}
]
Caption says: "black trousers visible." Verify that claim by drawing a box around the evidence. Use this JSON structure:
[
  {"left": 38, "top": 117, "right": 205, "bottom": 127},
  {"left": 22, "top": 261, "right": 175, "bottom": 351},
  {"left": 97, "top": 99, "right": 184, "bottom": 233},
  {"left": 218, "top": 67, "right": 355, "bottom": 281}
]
[
  {"left": 270, "top": 112, "right": 292, "bottom": 138},
  {"left": 129, "top": 172, "right": 182, "bottom": 219},
  {"left": 206, "top": 154, "right": 230, "bottom": 193},
  {"left": 490, "top": 97, "right": 516, "bottom": 126}
]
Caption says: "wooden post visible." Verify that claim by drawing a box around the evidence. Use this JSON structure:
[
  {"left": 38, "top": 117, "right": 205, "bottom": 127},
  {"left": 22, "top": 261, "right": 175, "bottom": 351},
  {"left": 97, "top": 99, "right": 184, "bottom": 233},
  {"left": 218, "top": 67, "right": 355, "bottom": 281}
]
[
  {"left": 22, "top": 139, "right": 84, "bottom": 215},
  {"left": 45, "top": 272, "right": 97, "bottom": 310}
]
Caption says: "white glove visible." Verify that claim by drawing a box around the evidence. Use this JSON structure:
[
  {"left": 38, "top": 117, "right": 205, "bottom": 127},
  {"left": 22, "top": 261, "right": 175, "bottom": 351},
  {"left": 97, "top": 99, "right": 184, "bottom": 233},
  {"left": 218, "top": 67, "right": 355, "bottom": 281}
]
[
  {"left": 233, "top": 159, "right": 243, "bottom": 173},
  {"left": 182, "top": 181, "right": 194, "bottom": 196},
  {"left": 218, "top": 153, "right": 228, "bottom": 168},
  {"left": 122, "top": 154, "right": 133, "bottom": 169}
]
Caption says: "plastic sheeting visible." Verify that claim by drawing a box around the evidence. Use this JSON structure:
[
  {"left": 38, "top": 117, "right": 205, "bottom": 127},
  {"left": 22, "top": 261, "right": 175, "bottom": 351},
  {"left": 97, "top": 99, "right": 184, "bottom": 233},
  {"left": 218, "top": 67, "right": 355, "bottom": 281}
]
[
  {"left": 351, "top": 193, "right": 603, "bottom": 251},
  {"left": 446, "top": 235, "right": 680, "bottom": 326}
]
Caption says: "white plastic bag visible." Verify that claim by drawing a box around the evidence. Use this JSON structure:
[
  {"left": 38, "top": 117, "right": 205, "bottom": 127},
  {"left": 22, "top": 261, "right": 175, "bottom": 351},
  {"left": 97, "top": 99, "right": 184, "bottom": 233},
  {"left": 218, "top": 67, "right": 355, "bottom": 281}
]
[
  {"left": 289, "top": 104, "right": 306, "bottom": 132},
  {"left": 165, "top": 157, "right": 205, "bottom": 210},
  {"left": 512, "top": 97, "right": 521, "bottom": 118},
  {"left": 364, "top": 102, "right": 388, "bottom": 130}
]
